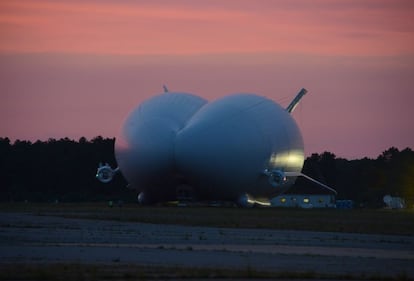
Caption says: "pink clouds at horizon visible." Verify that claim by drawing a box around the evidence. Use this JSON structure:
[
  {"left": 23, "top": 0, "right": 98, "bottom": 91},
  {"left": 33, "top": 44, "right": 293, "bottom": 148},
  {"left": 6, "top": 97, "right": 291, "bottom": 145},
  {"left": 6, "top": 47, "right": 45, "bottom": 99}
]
[
  {"left": 1, "top": 0, "right": 413, "bottom": 56},
  {"left": 1, "top": 0, "right": 414, "bottom": 159}
]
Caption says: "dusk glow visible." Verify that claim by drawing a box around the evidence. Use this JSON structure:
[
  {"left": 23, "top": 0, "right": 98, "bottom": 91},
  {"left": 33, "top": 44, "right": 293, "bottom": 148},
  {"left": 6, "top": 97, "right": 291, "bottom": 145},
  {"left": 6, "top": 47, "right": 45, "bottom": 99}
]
[{"left": 1, "top": 0, "right": 413, "bottom": 159}]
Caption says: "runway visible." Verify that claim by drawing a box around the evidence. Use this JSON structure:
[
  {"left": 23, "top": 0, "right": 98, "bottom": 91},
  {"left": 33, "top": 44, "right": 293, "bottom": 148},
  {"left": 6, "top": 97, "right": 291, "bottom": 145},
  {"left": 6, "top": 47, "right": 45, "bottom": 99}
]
[{"left": 1, "top": 211, "right": 413, "bottom": 279}]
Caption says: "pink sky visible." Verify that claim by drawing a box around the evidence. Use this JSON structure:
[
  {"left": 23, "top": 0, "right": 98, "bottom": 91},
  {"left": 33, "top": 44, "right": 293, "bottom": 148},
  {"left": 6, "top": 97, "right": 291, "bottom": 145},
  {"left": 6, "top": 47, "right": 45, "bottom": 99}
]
[{"left": 1, "top": 0, "right": 413, "bottom": 159}]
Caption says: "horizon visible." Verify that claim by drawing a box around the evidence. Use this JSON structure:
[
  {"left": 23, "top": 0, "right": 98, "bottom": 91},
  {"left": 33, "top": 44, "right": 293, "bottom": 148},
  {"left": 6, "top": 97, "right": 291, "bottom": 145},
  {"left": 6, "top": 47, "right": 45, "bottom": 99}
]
[
  {"left": 1, "top": 135, "right": 411, "bottom": 161},
  {"left": 1, "top": 1, "right": 413, "bottom": 160}
]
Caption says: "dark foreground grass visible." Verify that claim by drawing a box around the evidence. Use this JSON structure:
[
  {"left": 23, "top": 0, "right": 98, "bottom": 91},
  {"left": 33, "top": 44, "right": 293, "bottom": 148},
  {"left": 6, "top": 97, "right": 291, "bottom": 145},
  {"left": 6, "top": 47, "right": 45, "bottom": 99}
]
[
  {"left": 0, "top": 263, "right": 411, "bottom": 281},
  {"left": 1, "top": 203, "right": 414, "bottom": 235}
]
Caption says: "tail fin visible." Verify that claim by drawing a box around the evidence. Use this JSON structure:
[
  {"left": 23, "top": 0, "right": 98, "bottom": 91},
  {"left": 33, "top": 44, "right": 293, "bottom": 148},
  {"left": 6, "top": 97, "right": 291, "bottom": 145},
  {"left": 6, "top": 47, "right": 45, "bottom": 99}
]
[{"left": 286, "top": 88, "right": 307, "bottom": 113}]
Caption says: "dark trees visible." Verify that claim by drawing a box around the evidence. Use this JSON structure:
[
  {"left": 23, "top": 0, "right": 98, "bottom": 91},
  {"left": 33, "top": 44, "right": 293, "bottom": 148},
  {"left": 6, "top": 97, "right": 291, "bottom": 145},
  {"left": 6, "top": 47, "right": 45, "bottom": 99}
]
[
  {"left": 296, "top": 148, "right": 414, "bottom": 207},
  {"left": 0, "top": 137, "right": 130, "bottom": 202},
  {"left": 0, "top": 136, "right": 412, "bottom": 206}
]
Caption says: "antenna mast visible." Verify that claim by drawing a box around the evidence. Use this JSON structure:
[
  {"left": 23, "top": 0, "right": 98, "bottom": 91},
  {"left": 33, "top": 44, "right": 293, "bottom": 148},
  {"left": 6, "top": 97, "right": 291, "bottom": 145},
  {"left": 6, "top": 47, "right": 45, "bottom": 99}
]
[{"left": 286, "top": 88, "right": 307, "bottom": 113}]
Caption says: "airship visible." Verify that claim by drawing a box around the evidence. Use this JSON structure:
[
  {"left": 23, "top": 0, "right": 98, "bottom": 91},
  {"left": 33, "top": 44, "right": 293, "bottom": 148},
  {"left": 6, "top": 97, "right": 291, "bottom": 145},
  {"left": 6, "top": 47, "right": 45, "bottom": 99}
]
[{"left": 96, "top": 87, "right": 335, "bottom": 206}]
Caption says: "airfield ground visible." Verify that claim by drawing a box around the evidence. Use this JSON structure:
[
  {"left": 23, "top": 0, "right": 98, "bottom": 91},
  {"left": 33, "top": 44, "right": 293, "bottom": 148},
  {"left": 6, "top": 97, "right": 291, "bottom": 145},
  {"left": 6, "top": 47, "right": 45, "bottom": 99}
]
[{"left": 0, "top": 203, "right": 413, "bottom": 280}]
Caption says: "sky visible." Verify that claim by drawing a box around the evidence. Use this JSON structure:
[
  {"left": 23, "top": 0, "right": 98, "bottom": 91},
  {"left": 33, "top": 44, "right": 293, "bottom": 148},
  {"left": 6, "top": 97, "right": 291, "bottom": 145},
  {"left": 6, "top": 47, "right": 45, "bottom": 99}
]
[{"left": 1, "top": 0, "right": 413, "bottom": 159}]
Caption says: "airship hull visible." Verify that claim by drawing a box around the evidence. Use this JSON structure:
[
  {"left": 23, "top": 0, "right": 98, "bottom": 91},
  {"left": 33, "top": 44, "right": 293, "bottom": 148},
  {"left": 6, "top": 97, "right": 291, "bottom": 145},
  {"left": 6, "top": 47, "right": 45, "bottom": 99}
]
[
  {"left": 113, "top": 91, "right": 305, "bottom": 204},
  {"left": 175, "top": 94, "right": 304, "bottom": 200},
  {"left": 114, "top": 92, "right": 207, "bottom": 202}
]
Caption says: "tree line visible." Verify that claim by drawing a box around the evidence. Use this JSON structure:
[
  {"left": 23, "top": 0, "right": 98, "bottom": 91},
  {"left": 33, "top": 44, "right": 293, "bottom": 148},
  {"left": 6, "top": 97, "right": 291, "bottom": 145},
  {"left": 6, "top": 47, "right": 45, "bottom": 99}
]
[
  {"left": 0, "top": 137, "right": 412, "bottom": 207},
  {"left": 295, "top": 148, "right": 413, "bottom": 208},
  {"left": 0, "top": 137, "right": 131, "bottom": 203}
]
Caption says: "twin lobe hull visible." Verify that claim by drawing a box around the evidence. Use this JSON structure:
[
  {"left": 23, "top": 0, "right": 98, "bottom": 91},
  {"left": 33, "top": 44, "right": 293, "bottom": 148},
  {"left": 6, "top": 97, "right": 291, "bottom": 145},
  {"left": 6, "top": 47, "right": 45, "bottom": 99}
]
[{"left": 115, "top": 92, "right": 304, "bottom": 204}]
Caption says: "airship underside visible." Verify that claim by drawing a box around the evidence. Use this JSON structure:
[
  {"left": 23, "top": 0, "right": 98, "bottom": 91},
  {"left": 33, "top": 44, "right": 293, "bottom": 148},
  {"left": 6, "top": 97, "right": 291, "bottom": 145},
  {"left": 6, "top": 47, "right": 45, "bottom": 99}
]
[{"left": 96, "top": 88, "right": 335, "bottom": 206}]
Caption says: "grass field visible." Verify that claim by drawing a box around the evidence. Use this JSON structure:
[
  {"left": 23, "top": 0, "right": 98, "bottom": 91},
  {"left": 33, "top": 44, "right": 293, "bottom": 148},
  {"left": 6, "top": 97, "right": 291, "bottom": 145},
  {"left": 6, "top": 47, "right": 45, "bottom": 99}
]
[
  {"left": 1, "top": 202, "right": 413, "bottom": 235},
  {"left": 1, "top": 203, "right": 413, "bottom": 280}
]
